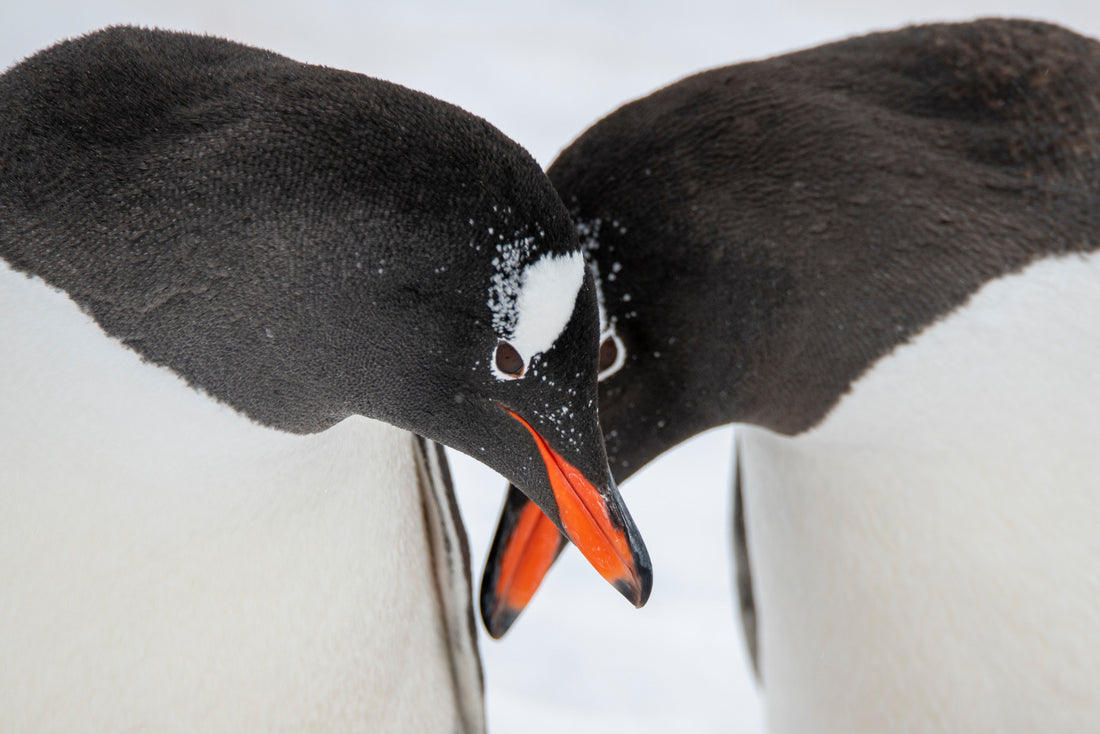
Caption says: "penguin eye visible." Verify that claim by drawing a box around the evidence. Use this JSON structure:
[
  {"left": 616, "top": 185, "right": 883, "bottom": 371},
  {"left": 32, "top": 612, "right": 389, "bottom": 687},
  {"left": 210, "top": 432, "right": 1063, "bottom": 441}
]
[
  {"left": 598, "top": 335, "right": 619, "bottom": 372},
  {"left": 495, "top": 340, "right": 525, "bottom": 377},
  {"left": 597, "top": 332, "right": 625, "bottom": 380}
]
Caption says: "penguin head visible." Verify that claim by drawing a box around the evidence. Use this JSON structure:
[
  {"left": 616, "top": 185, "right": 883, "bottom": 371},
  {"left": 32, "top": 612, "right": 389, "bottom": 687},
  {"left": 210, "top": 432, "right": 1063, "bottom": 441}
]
[
  {"left": 336, "top": 178, "right": 653, "bottom": 609},
  {"left": 0, "top": 26, "right": 652, "bottom": 609},
  {"left": 268, "top": 91, "right": 654, "bottom": 607}
]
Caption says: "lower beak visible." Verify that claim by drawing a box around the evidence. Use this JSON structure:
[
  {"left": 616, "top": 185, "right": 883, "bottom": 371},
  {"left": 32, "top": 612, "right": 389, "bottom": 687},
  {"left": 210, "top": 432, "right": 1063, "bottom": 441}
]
[
  {"left": 488, "top": 409, "right": 652, "bottom": 637},
  {"left": 480, "top": 484, "right": 568, "bottom": 638}
]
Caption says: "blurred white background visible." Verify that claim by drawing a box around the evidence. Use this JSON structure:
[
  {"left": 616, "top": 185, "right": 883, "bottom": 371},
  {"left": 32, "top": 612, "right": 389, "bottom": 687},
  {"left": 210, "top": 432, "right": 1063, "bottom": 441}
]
[{"left": 5, "top": 3, "right": 1099, "bottom": 731}]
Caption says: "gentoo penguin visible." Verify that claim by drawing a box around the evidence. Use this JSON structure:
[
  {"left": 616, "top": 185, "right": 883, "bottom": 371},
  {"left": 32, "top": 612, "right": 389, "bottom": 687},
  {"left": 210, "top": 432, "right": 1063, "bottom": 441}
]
[
  {"left": 479, "top": 18, "right": 1100, "bottom": 733},
  {"left": 0, "top": 27, "right": 652, "bottom": 732}
]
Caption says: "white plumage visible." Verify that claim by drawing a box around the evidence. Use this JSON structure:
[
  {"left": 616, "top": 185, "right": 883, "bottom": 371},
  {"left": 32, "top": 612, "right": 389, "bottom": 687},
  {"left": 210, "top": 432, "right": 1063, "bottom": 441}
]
[
  {"left": 0, "top": 260, "right": 475, "bottom": 732},
  {"left": 740, "top": 251, "right": 1100, "bottom": 733}
]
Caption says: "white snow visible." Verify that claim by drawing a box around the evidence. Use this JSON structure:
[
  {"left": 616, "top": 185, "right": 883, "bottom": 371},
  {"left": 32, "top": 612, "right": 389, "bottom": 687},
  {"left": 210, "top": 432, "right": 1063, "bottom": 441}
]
[{"left": 7, "top": 3, "right": 1100, "bottom": 733}]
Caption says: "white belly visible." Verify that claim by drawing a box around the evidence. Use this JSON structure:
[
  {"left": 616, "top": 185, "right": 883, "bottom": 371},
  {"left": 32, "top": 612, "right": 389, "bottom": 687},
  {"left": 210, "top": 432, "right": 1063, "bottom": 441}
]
[
  {"left": 0, "top": 261, "right": 460, "bottom": 733},
  {"left": 740, "top": 252, "right": 1100, "bottom": 734}
]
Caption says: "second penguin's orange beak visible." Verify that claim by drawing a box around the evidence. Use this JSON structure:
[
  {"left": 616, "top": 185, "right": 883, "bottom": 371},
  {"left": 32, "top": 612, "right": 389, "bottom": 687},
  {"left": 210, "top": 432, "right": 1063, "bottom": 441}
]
[
  {"left": 483, "top": 494, "right": 568, "bottom": 638},
  {"left": 492, "top": 408, "right": 650, "bottom": 635}
]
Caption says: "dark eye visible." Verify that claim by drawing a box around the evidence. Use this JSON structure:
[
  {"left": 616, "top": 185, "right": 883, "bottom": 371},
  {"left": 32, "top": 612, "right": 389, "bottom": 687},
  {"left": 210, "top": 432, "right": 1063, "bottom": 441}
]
[
  {"left": 495, "top": 340, "right": 524, "bottom": 376},
  {"left": 598, "top": 335, "right": 619, "bottom": 372}
]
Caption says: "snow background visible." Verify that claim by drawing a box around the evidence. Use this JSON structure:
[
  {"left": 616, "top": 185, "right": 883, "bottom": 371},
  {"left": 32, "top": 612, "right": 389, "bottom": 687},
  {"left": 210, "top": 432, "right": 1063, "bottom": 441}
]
[{"left": 4, "top": 3, "right": 1099, "bottom": 731}]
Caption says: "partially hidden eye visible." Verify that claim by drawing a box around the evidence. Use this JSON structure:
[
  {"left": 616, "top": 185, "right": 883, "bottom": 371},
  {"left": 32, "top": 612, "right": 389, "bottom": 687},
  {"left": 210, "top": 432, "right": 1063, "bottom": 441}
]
[
  {"left": 598, "top": 334, "right": 619, "bottom": 373},
  {"left": 495, "top": 340, "right": 524, "bottom": 376}
]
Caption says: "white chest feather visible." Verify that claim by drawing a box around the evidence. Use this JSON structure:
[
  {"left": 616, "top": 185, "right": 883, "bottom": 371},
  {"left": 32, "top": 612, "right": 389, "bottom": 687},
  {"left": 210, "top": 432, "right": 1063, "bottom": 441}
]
[
  {"left": 0, "top": 262, "right": 463, "bottom": 733},
  {"left": 739, "top": 252, "right": 1100, "bottom": 734}
]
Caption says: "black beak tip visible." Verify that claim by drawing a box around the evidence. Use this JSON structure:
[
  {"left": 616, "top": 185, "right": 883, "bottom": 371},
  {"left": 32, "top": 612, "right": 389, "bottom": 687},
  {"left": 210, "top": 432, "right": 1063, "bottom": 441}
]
[
  {"left": 479, "top": 572, "right": 521, "bottom": 639},
  {"left": 615, "top": 550, "right": 653, "bottom": 608},
  {"left": 486, "top": 604, "right": 520, "bottom": 640},
  {"left": 637, "top": 558, "right": 654, "bottom": 607},
  {"left": 613, "top": 578, "right": 639, "bottom": 606}
]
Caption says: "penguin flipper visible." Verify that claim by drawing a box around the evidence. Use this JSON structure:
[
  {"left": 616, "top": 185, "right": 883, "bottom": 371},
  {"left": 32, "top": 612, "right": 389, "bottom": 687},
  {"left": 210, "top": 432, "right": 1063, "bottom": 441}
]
[
  {"left": 414, "top": 436, "right": 486, "bottom": 734},
  {"left": 732, "top": 431, "right": 761, "bottom": 684}
]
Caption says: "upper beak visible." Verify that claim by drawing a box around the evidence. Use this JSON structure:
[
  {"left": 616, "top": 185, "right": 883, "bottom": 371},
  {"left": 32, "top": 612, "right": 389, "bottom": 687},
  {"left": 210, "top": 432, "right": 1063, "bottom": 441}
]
[{"left": 493, "top": 408, "right": 651, "bottom": 636}]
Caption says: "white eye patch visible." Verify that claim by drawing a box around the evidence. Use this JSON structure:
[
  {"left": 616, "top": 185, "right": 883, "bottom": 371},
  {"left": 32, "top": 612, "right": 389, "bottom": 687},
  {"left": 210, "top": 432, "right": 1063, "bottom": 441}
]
[
  {"left": 597, "top": 329, "right": 626, "bottom": 381},
  {"left": 586, "top": 257, "right": 627, "bottom": 381},
  {"left": 489, "top": 250, "right": 585, "bottom": 381}
]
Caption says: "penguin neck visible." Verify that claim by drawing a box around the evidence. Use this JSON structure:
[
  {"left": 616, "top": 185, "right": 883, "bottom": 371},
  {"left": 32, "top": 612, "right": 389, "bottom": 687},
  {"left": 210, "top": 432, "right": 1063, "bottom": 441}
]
[
  {"left": 767, "top": 248, "right": 1100, "bottom": 457},
  {"left": 684, "top": 209, "right": 1100, "bottom": 437},
  {"left": 1, "top": 258, "right": 469, "bottom": 730},
  {"left": 737, "top": 249, "right": 1100, "bottom": 734}
]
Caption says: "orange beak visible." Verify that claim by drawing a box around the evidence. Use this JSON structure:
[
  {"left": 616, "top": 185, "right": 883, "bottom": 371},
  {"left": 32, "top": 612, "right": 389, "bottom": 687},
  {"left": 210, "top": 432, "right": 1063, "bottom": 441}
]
[
  {"left": 482, "top": 492, "right": 567, "bottom": 638},
  {"left": 492, "top": 408, "right": 650, "bottom": 636}
]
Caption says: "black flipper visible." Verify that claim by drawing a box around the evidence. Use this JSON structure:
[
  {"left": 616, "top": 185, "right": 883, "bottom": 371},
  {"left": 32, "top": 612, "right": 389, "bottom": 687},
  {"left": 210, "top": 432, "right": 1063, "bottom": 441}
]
[
  {"left": 732, "top": 431, "right": 761, "bottom": 684},
  {"left": 414, "top": 436, "right": 486, "bottom": 734}
]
